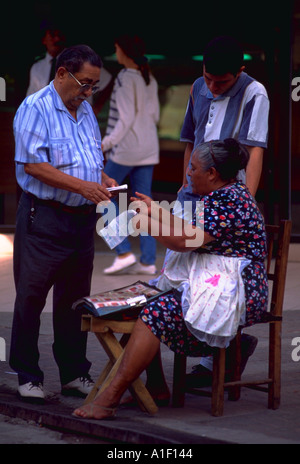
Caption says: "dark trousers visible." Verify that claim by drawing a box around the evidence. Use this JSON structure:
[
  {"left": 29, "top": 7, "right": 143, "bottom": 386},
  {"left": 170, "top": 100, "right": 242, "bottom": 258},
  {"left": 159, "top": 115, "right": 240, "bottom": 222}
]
[{"left": 9, "top": 193, "right": 96, "bottom": 385}]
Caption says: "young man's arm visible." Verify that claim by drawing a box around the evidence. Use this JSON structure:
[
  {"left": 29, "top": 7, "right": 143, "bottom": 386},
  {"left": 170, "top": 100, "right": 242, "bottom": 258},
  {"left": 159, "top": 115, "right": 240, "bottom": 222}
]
[{"left": 182, "top": 142, "right": 194, "bottom": 186}]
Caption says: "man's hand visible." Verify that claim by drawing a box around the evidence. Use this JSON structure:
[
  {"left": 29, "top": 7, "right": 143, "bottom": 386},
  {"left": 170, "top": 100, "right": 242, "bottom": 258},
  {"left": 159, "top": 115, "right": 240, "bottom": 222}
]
[
  {"left": 101, "top": 172, "right": 119, "bottom": 197},
  {"left": 101, "top": 172, "right": 117, "bottom": 189},
  {"left": 24, "top": 162, "right": 113, "bottom": 204},
  {"left": 78, "top": 181, "right": 112, "bottom": 203}
]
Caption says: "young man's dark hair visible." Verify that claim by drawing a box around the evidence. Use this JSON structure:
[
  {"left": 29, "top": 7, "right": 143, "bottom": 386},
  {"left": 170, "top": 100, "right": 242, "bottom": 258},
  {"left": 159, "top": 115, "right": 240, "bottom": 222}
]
[{"left": 203, "top": 35, "right": 244, "bottom": 76}]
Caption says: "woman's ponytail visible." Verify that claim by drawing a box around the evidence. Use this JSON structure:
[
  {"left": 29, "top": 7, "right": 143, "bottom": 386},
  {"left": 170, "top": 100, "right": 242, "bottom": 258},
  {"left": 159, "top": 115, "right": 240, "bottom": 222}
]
[{"left": 115, "top": 34, "right": 151, "bottom": 86}]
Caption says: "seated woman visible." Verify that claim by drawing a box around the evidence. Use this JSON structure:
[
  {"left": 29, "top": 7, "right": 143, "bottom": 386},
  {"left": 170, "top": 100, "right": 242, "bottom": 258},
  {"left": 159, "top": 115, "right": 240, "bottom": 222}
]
[{"left": 73, "top": 138, "right": 268, "bottom": 419}]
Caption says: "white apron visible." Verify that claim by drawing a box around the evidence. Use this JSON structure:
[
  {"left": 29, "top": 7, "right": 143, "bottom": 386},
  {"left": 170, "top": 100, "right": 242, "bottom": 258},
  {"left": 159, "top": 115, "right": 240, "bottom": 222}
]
[{"left": 151, "top": 250, "right": 250, "bottom": 348}]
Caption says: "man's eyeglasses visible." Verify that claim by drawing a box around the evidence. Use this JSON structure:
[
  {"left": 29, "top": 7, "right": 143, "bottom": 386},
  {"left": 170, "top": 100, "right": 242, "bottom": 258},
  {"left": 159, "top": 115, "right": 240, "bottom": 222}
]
[{"left": 68, "top": 71, "right": 100, "bottom": 95}]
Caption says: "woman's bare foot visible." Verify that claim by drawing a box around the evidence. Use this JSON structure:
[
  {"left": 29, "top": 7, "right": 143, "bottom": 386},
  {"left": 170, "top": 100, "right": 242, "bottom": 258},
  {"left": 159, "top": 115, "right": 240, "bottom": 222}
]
[
  {"left": 73, "top": 385, "right": 119, "bottom": 420},
  {"left": 73, "top": 402, "right": 117, "bottom": 420}
]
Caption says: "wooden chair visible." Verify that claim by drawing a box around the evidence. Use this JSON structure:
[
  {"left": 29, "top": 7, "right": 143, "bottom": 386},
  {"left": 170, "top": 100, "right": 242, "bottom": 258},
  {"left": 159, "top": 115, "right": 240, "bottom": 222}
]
[
  {"left": 172, "top": 219, "right": 292, "bottom": 416},
  {"left": 80, "top": 314, "right": 158, "bottom": 415}
]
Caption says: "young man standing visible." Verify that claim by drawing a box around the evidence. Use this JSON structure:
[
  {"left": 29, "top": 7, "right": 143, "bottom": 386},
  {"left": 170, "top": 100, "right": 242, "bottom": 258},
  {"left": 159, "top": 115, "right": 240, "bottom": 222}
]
[{"left": 178, "top": 36, "right": 270, "bottom": 383}]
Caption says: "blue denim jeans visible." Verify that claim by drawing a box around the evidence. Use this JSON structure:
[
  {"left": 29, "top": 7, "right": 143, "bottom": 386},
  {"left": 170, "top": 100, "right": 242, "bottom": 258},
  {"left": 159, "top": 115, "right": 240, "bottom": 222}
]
[{"left": 104, "top": 160, "right": 156, "bottom": 265}]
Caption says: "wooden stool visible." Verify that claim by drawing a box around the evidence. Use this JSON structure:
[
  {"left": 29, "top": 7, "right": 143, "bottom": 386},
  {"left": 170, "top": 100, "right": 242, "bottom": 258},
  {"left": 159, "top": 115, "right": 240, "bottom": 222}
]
[{"left": 81, "top": 314, "right": 158, "bottom": 415}]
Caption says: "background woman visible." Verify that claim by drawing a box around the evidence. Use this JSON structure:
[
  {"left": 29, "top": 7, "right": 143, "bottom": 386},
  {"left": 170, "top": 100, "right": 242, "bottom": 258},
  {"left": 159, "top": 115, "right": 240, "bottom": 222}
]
[{"left": 102, "top": 34, "right": 160, "bottom": 276}]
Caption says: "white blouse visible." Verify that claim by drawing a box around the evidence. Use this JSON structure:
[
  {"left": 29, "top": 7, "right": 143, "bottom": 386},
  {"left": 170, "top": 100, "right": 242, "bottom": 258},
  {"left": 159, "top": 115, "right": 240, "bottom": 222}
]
[{"left": 102, "top": 68, "right": 160, "bottom": 166}]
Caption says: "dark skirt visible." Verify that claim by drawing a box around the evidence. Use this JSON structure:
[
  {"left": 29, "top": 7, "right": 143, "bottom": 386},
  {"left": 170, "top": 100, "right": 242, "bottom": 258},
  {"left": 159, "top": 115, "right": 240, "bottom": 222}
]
[{"left": 139, "top": 290, "right": 214, "bottom": 357}]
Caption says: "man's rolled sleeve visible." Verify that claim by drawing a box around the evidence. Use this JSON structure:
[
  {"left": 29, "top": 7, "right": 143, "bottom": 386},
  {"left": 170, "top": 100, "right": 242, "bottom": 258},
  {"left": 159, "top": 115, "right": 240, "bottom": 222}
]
[{"left": 14, "top": 106, "right": 50, "bottom": 164}]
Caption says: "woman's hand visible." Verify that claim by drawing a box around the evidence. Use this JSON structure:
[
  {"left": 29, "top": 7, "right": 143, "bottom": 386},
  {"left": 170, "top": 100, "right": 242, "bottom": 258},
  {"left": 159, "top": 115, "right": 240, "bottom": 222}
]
[{"left": 130, "top": 191, "right": 152, "bottom": 216}]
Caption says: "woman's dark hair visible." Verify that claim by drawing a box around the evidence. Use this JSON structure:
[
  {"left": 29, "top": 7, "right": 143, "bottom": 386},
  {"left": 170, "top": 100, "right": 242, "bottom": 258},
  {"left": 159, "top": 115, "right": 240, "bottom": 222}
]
[
  {"left": 115, "top": 34, "right": 150, "bottom": 85},
  {"left": 203, "top": 36, "right": 244, "bottom": 76},
  {"left": 193, "top": 138, "right": 249, "bottom": 181},
  {"left": 56, "top": 44, "right": 103, "bottom": 74}
]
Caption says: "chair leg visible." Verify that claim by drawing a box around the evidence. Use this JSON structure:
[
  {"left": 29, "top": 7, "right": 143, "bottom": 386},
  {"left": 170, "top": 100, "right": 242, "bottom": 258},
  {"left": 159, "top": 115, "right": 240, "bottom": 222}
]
[
  {"left": 211, "top": 348, "right": 226, "bottom": 416},
  {"left": 228, "top": 331, "right": 242, "bottom": 401},
  {"left": 172, "top": 353, "right": 187, "bottom": 407},
  {"left": 268, "top": 322, "right": 281, "bottom": 409}
]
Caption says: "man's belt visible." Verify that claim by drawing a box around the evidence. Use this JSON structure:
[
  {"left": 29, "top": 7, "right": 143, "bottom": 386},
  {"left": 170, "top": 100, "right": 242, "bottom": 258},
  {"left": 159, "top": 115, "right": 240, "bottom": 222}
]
[{"left": 27, "top": 193, "right": 95, "bottom": 215}]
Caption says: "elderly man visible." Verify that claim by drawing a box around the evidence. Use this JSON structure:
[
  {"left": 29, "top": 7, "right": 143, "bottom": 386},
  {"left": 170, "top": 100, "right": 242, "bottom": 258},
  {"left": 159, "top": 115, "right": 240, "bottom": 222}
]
[{"left": 10, "top": 45, "right": 116, "bottom": 402}]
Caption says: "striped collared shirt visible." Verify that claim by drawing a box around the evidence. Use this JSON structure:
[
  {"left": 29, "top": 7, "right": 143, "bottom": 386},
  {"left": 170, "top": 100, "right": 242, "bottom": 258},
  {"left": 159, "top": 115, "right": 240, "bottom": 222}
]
[
  {"left": 14, "top": 82, "right": 104, "bottom": 206},
  {"left": 180, "top": 71, "right": 269, "bottom": 189},
  {"left": 180, "top": 72, "right": 269, "bottom": 148}
]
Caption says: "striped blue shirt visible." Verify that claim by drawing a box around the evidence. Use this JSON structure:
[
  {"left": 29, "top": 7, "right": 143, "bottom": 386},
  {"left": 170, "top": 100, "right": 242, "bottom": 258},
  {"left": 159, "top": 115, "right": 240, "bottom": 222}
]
[
  {"left": 180, "top": 72, "right": 269, "bottom": 192},
  {"left": 180, "top": 72, "right": 269, "bottom": 148},
  {"left": 14, "top": 82, "right": 104, "bottom": 206}
]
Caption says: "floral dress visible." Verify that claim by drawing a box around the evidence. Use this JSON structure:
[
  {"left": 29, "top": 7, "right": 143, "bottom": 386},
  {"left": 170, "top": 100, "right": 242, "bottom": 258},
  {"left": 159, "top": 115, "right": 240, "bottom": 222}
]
[{"left": 139, "top": 182, "right": 268, "bottom": 356}]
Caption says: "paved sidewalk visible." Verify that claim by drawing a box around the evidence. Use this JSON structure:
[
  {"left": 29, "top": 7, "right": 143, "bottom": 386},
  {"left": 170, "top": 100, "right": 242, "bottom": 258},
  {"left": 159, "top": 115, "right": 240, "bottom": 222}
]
[{"left": 0, "top": 234, "right": 300, "bottom": 444}]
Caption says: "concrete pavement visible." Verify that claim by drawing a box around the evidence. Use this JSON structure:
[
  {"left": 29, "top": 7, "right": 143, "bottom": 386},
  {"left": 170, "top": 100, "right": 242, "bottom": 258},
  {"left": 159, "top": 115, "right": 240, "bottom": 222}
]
[{"left": 0, "top": 233, "right": 300, "bottom": 445}]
